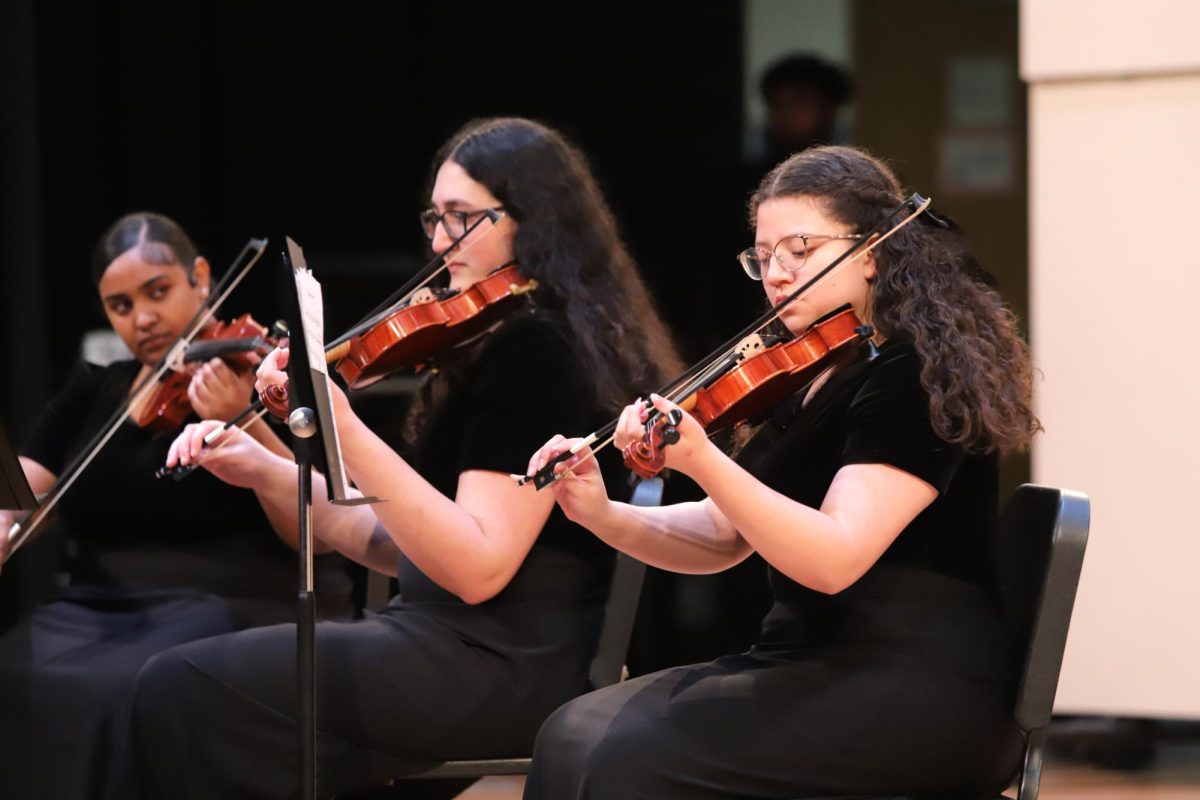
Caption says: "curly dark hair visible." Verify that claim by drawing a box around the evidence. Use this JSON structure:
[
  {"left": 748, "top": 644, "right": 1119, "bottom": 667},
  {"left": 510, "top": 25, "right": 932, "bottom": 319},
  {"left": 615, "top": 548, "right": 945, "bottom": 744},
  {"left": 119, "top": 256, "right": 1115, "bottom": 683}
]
[
  {"left": 431, "top": 117, "right": 683, "bottom": 413},
  {"left": 750, "top": 146, "right": 1040, "bottom": 454}
]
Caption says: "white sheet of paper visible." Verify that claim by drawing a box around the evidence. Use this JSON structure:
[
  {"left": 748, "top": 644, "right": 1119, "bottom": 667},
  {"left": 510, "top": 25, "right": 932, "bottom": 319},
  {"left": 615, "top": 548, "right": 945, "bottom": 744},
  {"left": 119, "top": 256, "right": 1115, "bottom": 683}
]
[{"left": 295, "top": 268, "right": 328, "bottom": 377}]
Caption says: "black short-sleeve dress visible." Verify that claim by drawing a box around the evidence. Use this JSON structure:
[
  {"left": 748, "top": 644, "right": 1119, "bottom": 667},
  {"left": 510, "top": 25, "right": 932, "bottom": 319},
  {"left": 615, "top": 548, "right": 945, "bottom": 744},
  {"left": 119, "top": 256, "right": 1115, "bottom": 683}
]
[
  {"left": 113, "top": 310, "right": 623, "bottom": 800},
  {"left": 526, "top": 341, "right": 1024, "bottom": 800},
  {"left": 0, "top": 359, "right": 353, "bottom": 800}
]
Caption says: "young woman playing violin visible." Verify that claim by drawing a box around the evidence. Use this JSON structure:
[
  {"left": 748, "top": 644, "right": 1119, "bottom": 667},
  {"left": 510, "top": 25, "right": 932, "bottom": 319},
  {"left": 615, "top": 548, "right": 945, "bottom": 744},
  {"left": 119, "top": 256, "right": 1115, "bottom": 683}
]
[
  {"left": 0, "top": 212, "right": 352, "bottom": 800},
  {"left": 525, "top": 146, "right": 1041, "bottom": 800},
  {"left": 114, "top": 118, "right": 681, "bottom": 799}
]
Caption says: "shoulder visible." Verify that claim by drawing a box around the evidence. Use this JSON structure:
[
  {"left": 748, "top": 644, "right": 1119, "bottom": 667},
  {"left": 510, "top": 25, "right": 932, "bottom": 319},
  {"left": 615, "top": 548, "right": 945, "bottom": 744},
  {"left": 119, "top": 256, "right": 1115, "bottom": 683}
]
[
  {"left": 840, "top": 341, "right": 965, "bottom": 490},
  {"left": 55, "top": 359, "right": 137, "bottom": 403},
  {"left": 484, "top": 310, "right": 573, "bottom": 352},
  {"left": 847, "top": 341, "right": 928, "bottom": 414},
  {"left": 474, "top": 310, "right": 576, "bottom": 375}
]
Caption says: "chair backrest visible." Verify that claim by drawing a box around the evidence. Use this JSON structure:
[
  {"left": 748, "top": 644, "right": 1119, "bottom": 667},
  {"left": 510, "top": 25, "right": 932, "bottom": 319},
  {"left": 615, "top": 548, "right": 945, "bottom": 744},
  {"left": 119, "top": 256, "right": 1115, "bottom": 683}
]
[
  {"left": 586, "top": 477, "right": 659, "bottom": 689},
  {"left": 994, "top": 484, "right": 1090, "bottom": 734}
]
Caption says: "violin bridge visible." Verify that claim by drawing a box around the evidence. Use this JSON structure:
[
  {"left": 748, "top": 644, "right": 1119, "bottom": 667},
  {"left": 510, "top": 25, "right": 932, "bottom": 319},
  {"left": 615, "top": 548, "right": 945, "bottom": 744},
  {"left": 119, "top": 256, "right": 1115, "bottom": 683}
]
[
  {"left": 409, "top": 287, "right": 438, "bottom": 305},
  {"left": 733, "top": 333, "right": 767, "bottom": 361}
]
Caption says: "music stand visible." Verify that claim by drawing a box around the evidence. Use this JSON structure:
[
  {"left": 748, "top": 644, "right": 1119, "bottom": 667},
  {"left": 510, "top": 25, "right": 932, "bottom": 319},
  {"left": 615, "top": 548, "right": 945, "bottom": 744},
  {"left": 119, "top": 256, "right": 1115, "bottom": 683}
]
[
  {"left": 279, "top": 237, "right": 376, "bottom": 800},
  {"left": 0, "top": 419, "right": 36, "bottom": 512}
]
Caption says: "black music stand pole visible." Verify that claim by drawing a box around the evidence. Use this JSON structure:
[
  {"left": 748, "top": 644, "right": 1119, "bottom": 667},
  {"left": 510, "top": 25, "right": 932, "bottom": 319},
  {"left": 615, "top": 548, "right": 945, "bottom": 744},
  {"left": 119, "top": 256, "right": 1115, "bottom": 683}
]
[
  {"left": 279, "top": 237, "right": 375, "bottom": 800},
  {"left": 285, "top": 409, "right": 318, "bottom": 800}
]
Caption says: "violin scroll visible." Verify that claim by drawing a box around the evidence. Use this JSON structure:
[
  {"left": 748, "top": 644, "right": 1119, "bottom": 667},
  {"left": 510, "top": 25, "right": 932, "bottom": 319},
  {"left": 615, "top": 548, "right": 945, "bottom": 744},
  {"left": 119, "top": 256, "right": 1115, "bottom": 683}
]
[
  {"left": 259, "top": 383, "right": 290, "bottom": 420},
  {"left": 622, "top": 408, "right": 683, "bottom": 480}
]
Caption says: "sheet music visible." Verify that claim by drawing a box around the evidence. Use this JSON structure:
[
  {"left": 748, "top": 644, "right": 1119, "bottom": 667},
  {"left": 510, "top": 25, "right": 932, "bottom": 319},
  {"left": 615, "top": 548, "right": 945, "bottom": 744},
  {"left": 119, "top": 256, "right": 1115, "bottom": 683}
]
[
  {"left": 294, "top": 268, "right": 328, "bottom": 377},
  {"left": 286, "top": 241, "right": 376, "bottom": 507}
]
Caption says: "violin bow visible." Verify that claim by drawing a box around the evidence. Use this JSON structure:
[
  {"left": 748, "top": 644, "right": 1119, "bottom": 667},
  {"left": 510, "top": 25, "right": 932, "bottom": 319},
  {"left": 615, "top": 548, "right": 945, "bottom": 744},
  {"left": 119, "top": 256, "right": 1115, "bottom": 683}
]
[
  {"left": 154, "top": 404, "right": 271, "bottom": 481},
  {"left": 518, "top": 193, "right": 932, "bottom": 490}
]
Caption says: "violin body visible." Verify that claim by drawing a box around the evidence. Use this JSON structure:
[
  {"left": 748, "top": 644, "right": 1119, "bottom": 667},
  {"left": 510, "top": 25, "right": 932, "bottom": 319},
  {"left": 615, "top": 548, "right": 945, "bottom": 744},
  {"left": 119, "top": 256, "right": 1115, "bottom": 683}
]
[
  {"left": 136, "top": 314, "right": 277, "bottom": 432},
  {"left": 691, "top": 307, "right": 864, "bottom": 432},
  {"left": 335, "top": 264, "right": 537, "bottom": 389},
  {"left": 623, "top": 307, "right": 871, "bottom": 478}
]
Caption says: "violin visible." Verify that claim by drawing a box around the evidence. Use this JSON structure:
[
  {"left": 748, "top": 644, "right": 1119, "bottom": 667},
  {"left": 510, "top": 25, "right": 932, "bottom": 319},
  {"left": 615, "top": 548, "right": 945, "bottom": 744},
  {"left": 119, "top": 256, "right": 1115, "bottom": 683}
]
[
  {"left": 519, "top": 193, "right": 933, "bottom": 490},
  {"left": 623, "top": 307, "right": 871, "bottom": 479},
  {"left": 136, "top": 314, "right": 281, "bottom": 432},
  {"left": 689, "top": 306, "right": 864, "bottom": 432},
  {"left": 328, "top": 264, "right": 538, "bottom": 390},
  {"left": 258, "top": 263, "right": 538, "bottom": 418}
]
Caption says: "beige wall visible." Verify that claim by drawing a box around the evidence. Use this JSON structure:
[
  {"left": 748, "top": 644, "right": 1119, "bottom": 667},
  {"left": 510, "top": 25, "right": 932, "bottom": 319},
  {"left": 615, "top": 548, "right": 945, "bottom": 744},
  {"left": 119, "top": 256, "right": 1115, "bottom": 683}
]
[
  {"left": 1024, "top": 1, "right": 1200, "bottom": 717},
  {"left": 855, "top": 0, "right": 1029, "bottom": 497}
]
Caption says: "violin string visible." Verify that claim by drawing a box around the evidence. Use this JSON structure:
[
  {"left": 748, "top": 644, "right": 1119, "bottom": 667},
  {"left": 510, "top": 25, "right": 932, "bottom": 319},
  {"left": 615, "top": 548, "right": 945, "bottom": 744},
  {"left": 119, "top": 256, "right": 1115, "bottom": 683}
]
[
  {"left": 327, "top": 212, "right": 508, "bottom": 351},
  {"left": 581, "top": 194, "right": 927, "bottom": 440},
  {"left": 8, "top": 240, "right": 269, "bottom": 554},
  {"left": 522, "top": 195, "right": 931, "bottom": 491},
  {"left": 341, "top": 215, "right": 499, "bottom": 339},
  {"left": 647, "top": 196, "right": 930, "bottom": 427}
]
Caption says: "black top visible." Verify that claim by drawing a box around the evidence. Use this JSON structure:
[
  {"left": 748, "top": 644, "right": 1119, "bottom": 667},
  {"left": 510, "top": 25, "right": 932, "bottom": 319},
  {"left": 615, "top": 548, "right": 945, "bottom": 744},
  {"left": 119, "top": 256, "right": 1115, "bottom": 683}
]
[
  {"left": 389, "top": 310, "right": 619, "bottom": 649},
  {"left": 738, "top": 341, "right": 1013, "bottom": 677},
  {"left": 20, "top": 359, "right": 351, "bottom": 601}
]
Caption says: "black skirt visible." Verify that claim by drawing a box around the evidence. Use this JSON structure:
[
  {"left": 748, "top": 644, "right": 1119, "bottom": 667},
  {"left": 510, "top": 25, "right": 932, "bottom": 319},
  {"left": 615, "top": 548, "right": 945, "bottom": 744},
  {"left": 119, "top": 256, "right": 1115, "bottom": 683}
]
[{"left": 525, "top": 565, "right": 1024, "bottom": 800}]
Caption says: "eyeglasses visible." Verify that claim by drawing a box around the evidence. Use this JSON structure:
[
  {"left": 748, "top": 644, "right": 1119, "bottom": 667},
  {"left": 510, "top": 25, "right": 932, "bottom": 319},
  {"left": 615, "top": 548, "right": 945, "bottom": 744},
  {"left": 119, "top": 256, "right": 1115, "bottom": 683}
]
[
  {"left": 737, "top": 233, "right": 864, "bottom": 280},
  {"left": 419, "top": 207, "right": 505, "bottom": 240}
]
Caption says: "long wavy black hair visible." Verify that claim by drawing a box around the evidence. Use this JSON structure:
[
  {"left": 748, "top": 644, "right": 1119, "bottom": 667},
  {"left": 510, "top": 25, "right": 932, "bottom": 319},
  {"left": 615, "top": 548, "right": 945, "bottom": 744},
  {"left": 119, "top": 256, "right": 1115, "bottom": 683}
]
[
  {"left": 751, "top": 146, "right": 1040, "bottom": 454},
  {"left": 431, "top": 117, "right": 682, "bottom": 413}
]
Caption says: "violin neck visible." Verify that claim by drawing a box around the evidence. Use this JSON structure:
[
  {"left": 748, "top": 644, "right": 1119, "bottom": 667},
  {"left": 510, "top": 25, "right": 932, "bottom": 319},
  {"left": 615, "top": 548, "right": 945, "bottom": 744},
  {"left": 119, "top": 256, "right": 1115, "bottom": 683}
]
[{"left": 183, "top": 337, "right": 270, "bottom": 363}]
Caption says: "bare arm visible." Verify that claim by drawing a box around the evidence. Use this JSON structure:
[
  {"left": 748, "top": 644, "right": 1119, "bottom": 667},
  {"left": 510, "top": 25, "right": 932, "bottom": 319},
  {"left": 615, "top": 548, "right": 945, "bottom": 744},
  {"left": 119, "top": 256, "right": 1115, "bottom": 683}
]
[
  {"left": 643, "top": 395, "right": 938, "bottom": 594},
  {"left": 527, "top": 434, "right": 751, "bottom": 574},
  {"left": 574, "top": 498, "right": 753, "bottom": 574},
  {"left": 168, "top": 408, "right": 557, "bottom": 601},
  {"left": 687, "top": 443, "right": 936, "bottom": 593},
  {"left": 167, "top": 422, "right": 367, "bottom": 562},
  {"left": 238, "top": 345, "right": 557, "bottom": 603},
  {"left": 337, "top": 411, "right": 556, "bottom": 604}
]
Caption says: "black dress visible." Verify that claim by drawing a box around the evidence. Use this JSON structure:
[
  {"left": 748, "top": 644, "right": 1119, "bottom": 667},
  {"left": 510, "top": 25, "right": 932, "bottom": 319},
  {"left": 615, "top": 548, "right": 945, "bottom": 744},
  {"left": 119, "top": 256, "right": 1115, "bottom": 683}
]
[
  {"left": 112, "top": 311, "right": 621, "bottom": 799},
  {"left": 525, "top": 342, "right": 1024, "bottom": 800},
  {"left": 0, "top": 359, "right": 352, "bottom": 800}
]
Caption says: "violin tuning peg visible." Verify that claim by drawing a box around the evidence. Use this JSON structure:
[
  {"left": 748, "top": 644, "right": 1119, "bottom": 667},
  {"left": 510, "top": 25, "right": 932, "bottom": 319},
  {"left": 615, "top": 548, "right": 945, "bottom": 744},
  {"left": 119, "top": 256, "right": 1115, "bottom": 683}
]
[
  {"left": 667, "top": 408, "right": 683, "bottom": 426},
  {"left": 661, "top": 426, "right": 681, "bottom": 447}
]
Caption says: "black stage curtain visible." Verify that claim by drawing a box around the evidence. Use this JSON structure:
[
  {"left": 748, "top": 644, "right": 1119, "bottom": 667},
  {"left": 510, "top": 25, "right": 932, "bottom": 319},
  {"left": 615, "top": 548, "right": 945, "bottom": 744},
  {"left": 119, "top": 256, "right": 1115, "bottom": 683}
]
[{"left": 8, "top": 0, "right": 746, "bottom": 408}]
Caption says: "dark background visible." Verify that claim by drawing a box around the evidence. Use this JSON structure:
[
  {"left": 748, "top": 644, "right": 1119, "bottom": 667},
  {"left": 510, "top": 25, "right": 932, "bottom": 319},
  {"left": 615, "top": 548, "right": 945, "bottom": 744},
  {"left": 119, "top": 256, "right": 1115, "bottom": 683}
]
[{"left": 0, "top": 0, "right": 1025, "bottom": 672}]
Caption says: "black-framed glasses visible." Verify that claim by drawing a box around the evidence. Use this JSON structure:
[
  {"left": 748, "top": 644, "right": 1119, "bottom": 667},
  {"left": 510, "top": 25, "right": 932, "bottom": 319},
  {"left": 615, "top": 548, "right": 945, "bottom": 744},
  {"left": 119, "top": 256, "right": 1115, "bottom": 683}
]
[
  {"left": 737, "top": 233, "right": 864, "bottom": 280},
  {"left": 419, "top": 207, "right": 505, "bottom": 240}
]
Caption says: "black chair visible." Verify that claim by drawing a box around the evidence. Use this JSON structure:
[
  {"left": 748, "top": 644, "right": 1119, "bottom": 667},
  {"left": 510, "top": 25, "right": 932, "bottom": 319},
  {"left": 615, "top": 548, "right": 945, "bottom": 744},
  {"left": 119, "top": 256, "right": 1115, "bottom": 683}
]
[
  {"left": 804, "top": 483, "right": 1091, "bottom": 800},
  {"left": 994, "top": 483, "right": 1090, "bottom": 800},
  {"left": 371, "top": 476, "right": 662, "bottom": 785}
]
